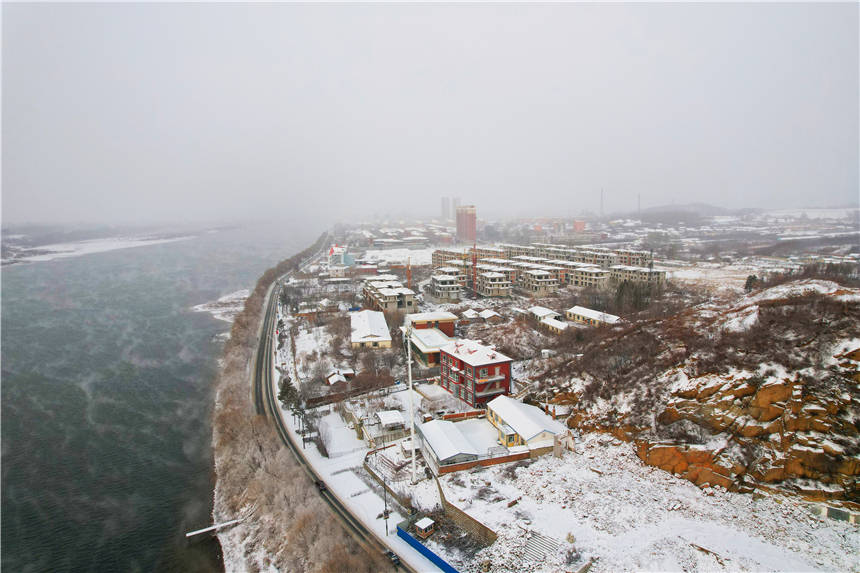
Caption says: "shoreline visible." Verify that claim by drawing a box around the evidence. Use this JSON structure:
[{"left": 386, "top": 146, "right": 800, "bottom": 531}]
[{"left": 210, "top": 232, "right": 350, "bottom": 572}]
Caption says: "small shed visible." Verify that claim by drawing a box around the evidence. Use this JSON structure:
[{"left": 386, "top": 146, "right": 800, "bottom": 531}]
[
  {"left": 479, "top": 309, "right": 503, "bottom": 323},
  {"left": 375, "top": 410, "right": 406, "bottom": 431},
  {"left": 414, "top": 517, "right": 435, "bottom": 539},
  {"left": 460, "top": 309, "right": 479, "bottom": 323}
]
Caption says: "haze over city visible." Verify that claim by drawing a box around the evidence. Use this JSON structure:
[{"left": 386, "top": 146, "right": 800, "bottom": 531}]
[{"left": 3, "top": 2, "right": 858, "bottom": 226}]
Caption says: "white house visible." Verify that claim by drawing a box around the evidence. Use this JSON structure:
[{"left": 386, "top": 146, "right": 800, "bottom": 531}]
[
  {"left": 418, "top": 419, "right": 480, "bottom": 473},
  {"left": 565, "top": 305, "right": 621, "bottom": 327},
  {"left": 350, "top": 310, "right": 392, "bottom": 349},
  {"left": 486, "top": 395, "right": 567, "bottom": 453},
  {"left": 529, "top": 306, "right": 562, "bottom": 321}
]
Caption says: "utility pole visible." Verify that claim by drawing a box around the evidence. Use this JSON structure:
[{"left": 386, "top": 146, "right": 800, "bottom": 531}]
[
  {"left": 382, "top": 454, "right": 390, "bottom": 536},
  {"left": 407, "top": 321, "right": 417, "bottom": 484}
]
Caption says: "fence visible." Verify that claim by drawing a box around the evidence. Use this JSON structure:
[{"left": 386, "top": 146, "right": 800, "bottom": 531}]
[
  {"left": 363, "top": 444, "right": 415, "bottom": 509},
  {"left": 396, "top": 519, "right": 460, "bottom": 573},
  {"left": 441, "top": 410, "right": 484, "bottom": 422}
]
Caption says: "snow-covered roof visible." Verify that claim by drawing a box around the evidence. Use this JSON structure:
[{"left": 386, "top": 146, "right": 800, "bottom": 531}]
[
  {"left": 487, "top": 395, "right": 567, "bottom": 441},
  {"left": 541, "top": 317, "right": 569, "bottom": 331},
  {"left": 406, "top": 311, "right": 458, "bottom": 324},
  {"left": 395, "top": 287, "right": 416, "bottom": 295},
  {"left": 529, "top": 306, "right": 560, "bottom": 319},
  {"left": 326, "top": 373, "right": 346, "bottom": 385},
  {"left": 567, "top": 306, "right": 621, "bottom": 324},
  {"left": 478, "top": 309, "right": 500, "bottom": 319},
  {"left": 441, "top": 339, "right": 511, "bottom": 366},
  {"left": 350, "top": 310, "right": 392, "bottom": 343},
  {"left": 376, "top": 410, "right": 405, "bottom": 427},
  {"left": 461, "top": 309, "right": 480, "bottom": 319},
  {"left": 415, "top": 517, "right": 435, "bottom": 530},
  {"left": 406, "top": 327, "right": 453, "bottom": 352},
  {"left": 419, "top": 420, "right": 479, "bottom": 462},
  {"left": 368, "top": 280, "right": 402, "bottom": 289}
]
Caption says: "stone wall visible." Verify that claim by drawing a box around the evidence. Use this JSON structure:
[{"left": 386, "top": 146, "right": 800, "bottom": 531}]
[{"left": 435, "top": 477, "right": 497, "bottom": 545}]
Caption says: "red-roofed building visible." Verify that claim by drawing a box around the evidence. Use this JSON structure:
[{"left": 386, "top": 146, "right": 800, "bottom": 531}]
[{"left": 439, "top": 339, "right": 512, "bottom": 408}]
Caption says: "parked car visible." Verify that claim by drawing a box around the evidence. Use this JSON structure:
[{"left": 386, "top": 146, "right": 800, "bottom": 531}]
[
  {"left": 315, "top": 480, "right": 327, "bottom": 492},
  {"left": 384, "top": 550, "right": 400, "bottom": 566}
]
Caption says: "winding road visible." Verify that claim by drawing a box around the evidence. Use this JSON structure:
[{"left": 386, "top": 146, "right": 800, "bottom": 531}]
[{"left": 251, "top": 271, "right": 415, "bottom": 572}]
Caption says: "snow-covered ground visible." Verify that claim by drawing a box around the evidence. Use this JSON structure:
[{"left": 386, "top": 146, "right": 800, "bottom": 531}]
[
  {"left": 437, "top": 433, "right": 858, "bottom": 573},
  {"left": 667, "top": 261, "right": 798, "bottom": 295},
  {"left": 271, "top": 349, "right": 441, "bottom": 572},
  {"left": 361, "top": 247, "right": 436, "bottom": 266},
  {"left": 759, "top": 207, "right": 859, "bottom": 221},
  {"left": 192, "top": 289, "right": 250, "bottom": 323},
  {"left": 3, "top": 235, "right": 194, "bottom": 263}
]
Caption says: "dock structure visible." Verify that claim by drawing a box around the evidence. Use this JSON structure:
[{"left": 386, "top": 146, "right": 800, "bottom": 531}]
[{"left": 185, "top": 517, "right": 243, "bottom": 538}]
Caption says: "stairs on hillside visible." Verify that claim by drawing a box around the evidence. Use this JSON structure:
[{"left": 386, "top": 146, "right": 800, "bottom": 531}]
[{"left": 523, "top": 530, "right": 560, "bottom": 562}]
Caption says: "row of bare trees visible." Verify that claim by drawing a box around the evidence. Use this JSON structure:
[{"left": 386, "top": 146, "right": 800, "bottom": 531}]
[{"left": 212, "top": 233, "right": 389, "bottom": 572}]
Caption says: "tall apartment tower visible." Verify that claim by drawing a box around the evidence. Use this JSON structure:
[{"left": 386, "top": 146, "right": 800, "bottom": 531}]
[
  {"left": 456, "top": 205, "right": 477, "bottom": 243},
  {"left": 441, "top": 197, "right": 451, "bottom": 221}
]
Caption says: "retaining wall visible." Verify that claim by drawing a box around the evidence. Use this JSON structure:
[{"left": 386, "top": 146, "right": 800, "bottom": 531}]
[{"left": 435, "top": 478, "right": 497, "bottom": 545}]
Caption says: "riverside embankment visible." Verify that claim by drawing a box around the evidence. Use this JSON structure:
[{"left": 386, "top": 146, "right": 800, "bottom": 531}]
[{"left": 211, "top": 232, "right": 390, "bottom": 572}]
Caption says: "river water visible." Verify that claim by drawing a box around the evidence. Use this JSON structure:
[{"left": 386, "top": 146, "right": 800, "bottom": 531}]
[{"left": 1, "top": 222, "right": 314, "bottom": 572}]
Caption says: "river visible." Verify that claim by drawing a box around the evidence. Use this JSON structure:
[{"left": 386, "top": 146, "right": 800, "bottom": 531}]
[{"left": 1, "top": 222, "right": 314, "bottom": 572}]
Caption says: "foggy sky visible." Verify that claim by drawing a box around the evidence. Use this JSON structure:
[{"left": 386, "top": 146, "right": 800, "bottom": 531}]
[{"left": 3, "top": 3, "right": 858, "bottom": 225}]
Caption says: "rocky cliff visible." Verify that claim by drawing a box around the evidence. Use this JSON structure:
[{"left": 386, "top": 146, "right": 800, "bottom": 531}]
[{"left": 545, "top": 280, "right": 859, "bottom": 504}]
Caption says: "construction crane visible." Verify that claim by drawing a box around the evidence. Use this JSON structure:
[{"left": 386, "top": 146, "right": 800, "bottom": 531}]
[{"left": 406, "top": 256, "right": 412, "bottom": 288}]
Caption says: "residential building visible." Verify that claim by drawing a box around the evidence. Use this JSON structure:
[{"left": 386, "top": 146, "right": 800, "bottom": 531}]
[
  {"left": 417, "top": 419, "right": 479, "bottom": 473},
  {"left": 486, "top": 395, "right": 567, "bottom": 454},
  {"left": 350, "top": 310, "right": 392, "bottom": 349},
  {"left": 529, "top": 306, "right": 562, "bottom": 322},
  {"left": 362, "top": 278, "right": 417, "bottom": 313},
  {"left": 566, "top": 305, "right": 621, "bottom": 327},
  {"left": 518, "top": 269, "right": 558, "bottom": 297},
  {"left": 456, "top": 205, "right": 477, "bottom": 243},
  {"left": 569, "top": 266, "right": 611, "bottom": 288},
  {"left": 439, "top": 339, "right": 512, "bottom": 408},
  {"left": 430, "top": 274, "right": 462, "bottom": 302},
  {"left": 433, "top": 266, "right": 466, "bottom": 287},
  {"left": 614, "top": 249, "right": 651, "bottom": 267},
  {"left": 404, "top": 311, "right": 458, "bottom": 336},
  {"left": 475, "top": 271, "right": 513, "bottom": 297},
  {"left": 402, "top": 327, "right": 454, "bottom": 367},
  {"left": 460, "top": 309, "right": 480, "bottom": 323},
  {"left": 540, "top": 316, "right": 569, "bottom": 334},
  {"left": 328, "top": 244, "right": 354, "bottom": 267},
  {"left": 609, "top": 265, "right": 667, "bottom": 285},
  {"left": 478, "top": 309, "right": 503, "bottom": 323}
]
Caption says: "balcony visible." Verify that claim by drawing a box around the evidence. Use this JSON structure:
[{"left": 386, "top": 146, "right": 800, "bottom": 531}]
[{"left": 475, "top": 385, "right": 506, "bottom": 397}]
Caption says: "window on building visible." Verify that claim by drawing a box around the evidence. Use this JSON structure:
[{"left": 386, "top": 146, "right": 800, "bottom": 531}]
[{"left": 479, "top": 368, "right": 488, "bottom": 378}]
